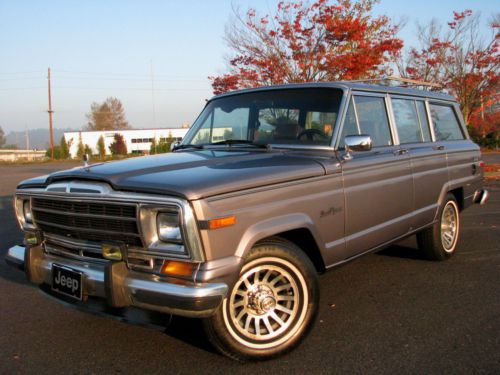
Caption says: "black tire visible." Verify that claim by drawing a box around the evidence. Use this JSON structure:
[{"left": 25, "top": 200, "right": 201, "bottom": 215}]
[
  {"left": 417, "top": 193, "right": 460, "bottom": 261},
  {"left": 203, "top": 238, "right": 319, "bottom": 361}
]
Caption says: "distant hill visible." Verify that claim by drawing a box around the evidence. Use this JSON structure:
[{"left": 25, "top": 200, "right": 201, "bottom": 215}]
[{"left": 5, "top": 128, "right": 72, "bottom": 150}]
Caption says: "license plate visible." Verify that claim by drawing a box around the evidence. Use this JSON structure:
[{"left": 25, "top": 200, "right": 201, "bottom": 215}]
[{"left": 51, "top": 264, "right": 83, "bottom": 301}]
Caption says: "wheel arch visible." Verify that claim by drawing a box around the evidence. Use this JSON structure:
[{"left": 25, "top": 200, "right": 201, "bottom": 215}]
[
  {"left": 435, "top": 183, "right": 465, "bottom": 219},
  {"left": 234, "top": 214, "right": 326, "bottom": 273}
]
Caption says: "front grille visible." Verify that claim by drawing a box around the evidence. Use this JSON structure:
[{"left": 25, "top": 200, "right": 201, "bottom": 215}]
[{"left": 32, "top": 197, "right": 143, "bottom": 248}]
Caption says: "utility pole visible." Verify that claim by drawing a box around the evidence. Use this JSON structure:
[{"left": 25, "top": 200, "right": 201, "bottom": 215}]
[
  {"left": 25, "top": 126, "right": 30, "bottom": 160},
  {"left": 47, "top": 67, "right": 54, "bottom": 159}
]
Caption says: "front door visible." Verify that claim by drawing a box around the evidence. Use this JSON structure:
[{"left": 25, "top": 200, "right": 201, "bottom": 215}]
[{"left": 339, "top": 93, "right": 413, "bottom": 258}]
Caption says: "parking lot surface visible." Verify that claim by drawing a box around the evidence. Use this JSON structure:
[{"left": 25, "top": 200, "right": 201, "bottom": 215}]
[{"left": 0, "top": 162, "right": 498, "bottom": 374}]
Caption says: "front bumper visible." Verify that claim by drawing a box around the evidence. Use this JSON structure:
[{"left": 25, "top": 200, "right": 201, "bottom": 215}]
[{"left": 5, "top": 245, "right": 227, "bottom": 318}]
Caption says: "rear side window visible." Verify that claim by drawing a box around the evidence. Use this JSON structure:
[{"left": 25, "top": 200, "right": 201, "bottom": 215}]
[
  {"left": 391, "top": 98, "right": 421, "bottom": 144},
  {"left": 429, "top": 104, "right": 464, "bottom": 141},
  {"left": 352, "top": 96, "right": 392, "bottom": 147},
  {"left": 415, "top": 101, "right": 432, "bottom": 142}
]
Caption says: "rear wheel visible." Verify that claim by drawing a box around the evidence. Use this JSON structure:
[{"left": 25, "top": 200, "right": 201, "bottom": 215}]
[
  {"left": 203, "top": 238, "right": 319, "bottom": 361},
  {"left": 417, "top": 193, "right": 460, "bottom": 260}
]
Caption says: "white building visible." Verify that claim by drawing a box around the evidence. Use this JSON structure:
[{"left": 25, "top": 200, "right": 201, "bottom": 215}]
[{"left": 64, "top": 128, "right": 189, "bottom": 158}]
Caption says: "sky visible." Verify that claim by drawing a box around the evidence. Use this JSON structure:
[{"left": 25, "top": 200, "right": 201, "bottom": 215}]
[{"left": 0, "top": 0, "right": 498, "bottom": 134}]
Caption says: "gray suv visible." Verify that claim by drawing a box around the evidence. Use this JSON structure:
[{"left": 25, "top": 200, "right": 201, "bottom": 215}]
[{"left": 6, "top": 82, "right": 488, "bottom": 361}]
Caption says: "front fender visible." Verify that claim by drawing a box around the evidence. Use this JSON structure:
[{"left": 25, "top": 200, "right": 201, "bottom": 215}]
[{"left": 234, "top": 213, "right": 322, "bottom": 259}]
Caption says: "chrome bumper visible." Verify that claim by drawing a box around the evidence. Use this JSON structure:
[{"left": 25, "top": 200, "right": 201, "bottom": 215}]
[{"left": 5, "top": 245, "right": 227, "bottom": 318}]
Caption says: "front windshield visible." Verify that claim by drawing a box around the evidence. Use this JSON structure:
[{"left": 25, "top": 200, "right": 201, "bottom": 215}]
[{"left": 183, "top": 88, "right": 343, "bottom": 147}]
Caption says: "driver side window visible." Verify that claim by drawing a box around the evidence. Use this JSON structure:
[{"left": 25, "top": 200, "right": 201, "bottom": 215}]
[{"left": 339, "top": 95, "right": 392, "bottom": 148}]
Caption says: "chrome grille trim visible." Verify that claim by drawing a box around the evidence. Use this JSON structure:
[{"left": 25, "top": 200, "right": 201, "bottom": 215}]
[
  {"left": 16, "top": 184, "right": 206, "bottom": 262},
  {"left": 45, "top": 233, "right": 102, "bottom": 252},
  {"left": 32, "top": 206, "right": 137, "bottom": 221},
  {"left": 34, "top": 219, "right": 142, "bottom": 237},
  {"left": 44, "top": 233, "right": 108, "bottom": 263}
]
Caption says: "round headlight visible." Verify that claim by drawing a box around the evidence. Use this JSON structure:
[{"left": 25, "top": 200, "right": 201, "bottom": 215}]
[
  {"left": 23, "top": 200, "right": 33, "bottom": 223},
  {"left": 157, "top": 212, "right": 182, "bottom": 243}
]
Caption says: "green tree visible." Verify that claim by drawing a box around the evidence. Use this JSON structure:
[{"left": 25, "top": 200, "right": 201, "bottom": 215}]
[
  {"left": 84, "top": 144, "right": 92, "bottom": 157},
  {"left": 59, "top": 136, "right": 69, "bottom": 159},
  {"left": 45, "top": 146, "right": 62, "bottom": 159},
  {"left": 97, "top": 135, "right": 106, "bottom": 159},
  {"left": 149, "top": 137, "right": 158, "bottom": 154},
  {"left": 86, "top": 97, "right": 132, "bottom": 130},
  {"left": 151, "top": 133, "right": 175, "bottom": 154},
  {"left": 109, "top": 133, "right": 128, "bottom": 155},
  {"left": 76, "top": 133, "right": 85, "bottom": 159},
  {"left": 0, "top": 126, "right": 5, "bottom": 148}
]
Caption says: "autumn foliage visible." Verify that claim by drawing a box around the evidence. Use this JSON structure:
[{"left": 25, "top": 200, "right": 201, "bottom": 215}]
[
  {"left": 86, "top": 97, "right": 131, "bottom": 131},
  {"left": 109, "top": 134, "right": 128, "bottom": 155},
  {"left": 210, "top": 0, "right": 403, "bottom": 94},
  {"left": 402, "top": 10, "right": 499, "bottom": 129}
]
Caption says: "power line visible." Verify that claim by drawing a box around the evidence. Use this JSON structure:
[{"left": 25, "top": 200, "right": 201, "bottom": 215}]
[
  {"left": 0, "top": 71, "right": 45, "bottom": 75},
  {"left": 0, "top": 86, "right": 209, "bottom": 91},
  {"left": 55, "top": 69, "right": 208, "bottom": 79}
]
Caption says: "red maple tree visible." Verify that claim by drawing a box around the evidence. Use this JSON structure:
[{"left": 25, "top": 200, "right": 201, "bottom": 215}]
[
  {"left": 402, "top": 10, "right": 499, "bottom": 125},
  {"left": 210, "top": 0, "right": 403, "bottom": 95}
]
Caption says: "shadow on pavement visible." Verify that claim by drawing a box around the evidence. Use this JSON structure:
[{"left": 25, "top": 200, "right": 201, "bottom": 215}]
[
  {"left": 37, "top": 284, "right": 218, "bottom": 356},
  {"left": 376, "top": 244, "right": 427, "bottom": 261}
]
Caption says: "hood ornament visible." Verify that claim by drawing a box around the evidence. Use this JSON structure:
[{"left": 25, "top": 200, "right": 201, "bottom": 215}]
[{"left": 82, "top": 154, "right": 90, "bottom": 170}]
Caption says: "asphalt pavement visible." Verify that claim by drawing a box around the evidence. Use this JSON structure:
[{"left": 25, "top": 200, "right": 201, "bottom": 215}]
[{"left": 0, "top": 161, "right": 499, "bottom": 374}]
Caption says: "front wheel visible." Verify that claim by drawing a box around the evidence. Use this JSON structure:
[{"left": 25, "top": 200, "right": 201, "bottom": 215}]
[
  {"left": 417, "top": 193, "right": 460, "bottom": 260},
  {"left": 203, "top": 239, "right": 319, "bottom": 361}
]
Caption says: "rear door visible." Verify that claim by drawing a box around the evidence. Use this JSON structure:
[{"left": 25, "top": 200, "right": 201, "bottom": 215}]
[
  {"left": 338, "top": 92, "right": 413, "bottom": 258},
  {"left": 389, "top": 96, "right": 449, "bottom": 229}
]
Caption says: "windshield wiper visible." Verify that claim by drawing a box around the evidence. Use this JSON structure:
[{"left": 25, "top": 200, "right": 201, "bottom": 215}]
[
  {"left": 209, "top": 139, "right": 271, "bottom": 150},
  {"left": 172, "top": 144, "right": 204, "bottom": 151}
]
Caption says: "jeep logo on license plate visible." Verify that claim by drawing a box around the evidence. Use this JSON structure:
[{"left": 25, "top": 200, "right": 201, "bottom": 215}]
[{"left": 51, "top": 264, "right": 83, "bottom": 301}]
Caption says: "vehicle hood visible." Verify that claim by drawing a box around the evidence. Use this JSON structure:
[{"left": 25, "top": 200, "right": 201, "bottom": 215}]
[{"left": 18, "top": 150, "right": 328, "bottom": 200}]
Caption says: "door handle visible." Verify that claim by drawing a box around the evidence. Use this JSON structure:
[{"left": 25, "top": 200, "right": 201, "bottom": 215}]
[
  {"left": 433, "top": 145, "right": 445, "bottom": 151},
  {"left": 393, "top": 149, "right": 408, "bottom": 156}
]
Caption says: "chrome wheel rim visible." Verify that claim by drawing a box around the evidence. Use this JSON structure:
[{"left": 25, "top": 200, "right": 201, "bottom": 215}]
[
  {"left": 222, "top": 257, "right": 308, "bottom": 349},
  {"left": 441, "top": 201, "right": 459, "bottom": 253}
]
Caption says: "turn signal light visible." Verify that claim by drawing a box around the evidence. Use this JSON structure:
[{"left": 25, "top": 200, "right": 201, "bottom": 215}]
[
  {"left": 208, "top": 216, "right": 236, "bottom": 230},
  {"left": 161, "top": 260, "right": 195, "bottom": 277}
]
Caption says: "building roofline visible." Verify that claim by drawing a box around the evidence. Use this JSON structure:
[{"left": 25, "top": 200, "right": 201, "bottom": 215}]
[{"left": 64, "top": 127, "right": 189, "bottom": 134}]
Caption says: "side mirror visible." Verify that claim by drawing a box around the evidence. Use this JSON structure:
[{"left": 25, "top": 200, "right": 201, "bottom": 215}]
[
  {"left": 170, "top": 141, "right": 181, "bottom": 152},
  {"left": 343, "top": 135, "right": 372, "bottom": 161}
]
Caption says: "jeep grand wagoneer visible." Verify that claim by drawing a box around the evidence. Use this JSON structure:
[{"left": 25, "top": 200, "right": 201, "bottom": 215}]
[{"left": 6, "top": 82, "right": 488, "bottom": 360}]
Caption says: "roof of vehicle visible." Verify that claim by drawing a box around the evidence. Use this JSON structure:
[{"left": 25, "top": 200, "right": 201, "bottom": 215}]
[{"left": 212, "top": 81, "right": 456, "bottom": 102}]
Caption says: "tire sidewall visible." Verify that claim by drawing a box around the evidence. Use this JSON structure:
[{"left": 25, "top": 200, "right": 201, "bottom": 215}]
[
  {"left": 435, "top": 194, "right": 460, "bottom": 258},
  {"left": 204, "top": 240, "right": 319, "bottom": 361}
]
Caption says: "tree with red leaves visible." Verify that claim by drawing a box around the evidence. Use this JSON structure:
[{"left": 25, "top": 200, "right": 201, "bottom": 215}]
[
  {"left": 210, "top": 0, "right": 403, "bottom": 95},
  {"left": 109, "top": 134, "right": 128, "bottom": 156},
  {"left": 401, "top": 10, "right": 499, "bottom": 127}
]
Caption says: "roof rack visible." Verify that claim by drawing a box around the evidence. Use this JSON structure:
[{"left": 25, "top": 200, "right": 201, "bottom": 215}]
[{"left": 346, "top": 76, "right": 442, "bottom": 89}]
